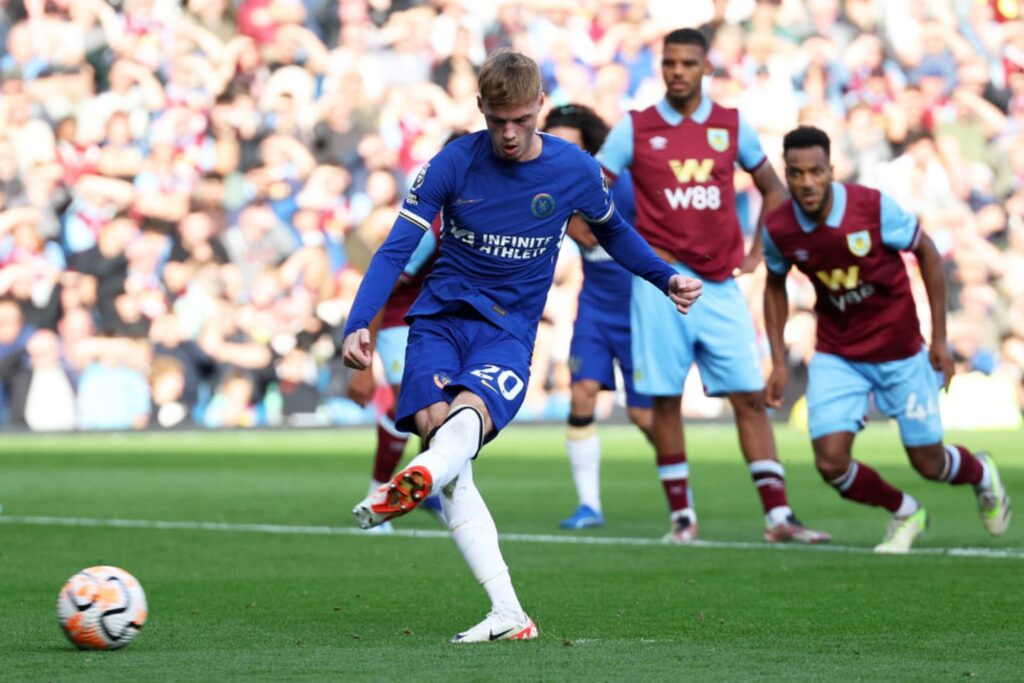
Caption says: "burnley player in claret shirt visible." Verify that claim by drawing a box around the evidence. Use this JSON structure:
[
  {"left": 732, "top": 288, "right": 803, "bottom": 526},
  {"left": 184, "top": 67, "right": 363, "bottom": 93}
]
[
  {"left": 763, "top": 126, "right": 1011, "bottom": 553},
  {"left": 597, "top": 27, "right": 829, "bottom": 545}
]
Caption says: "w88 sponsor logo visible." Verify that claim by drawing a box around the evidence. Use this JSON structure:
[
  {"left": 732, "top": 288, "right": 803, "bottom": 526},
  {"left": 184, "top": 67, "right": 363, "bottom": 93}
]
[{"left": 663, "top": 185, "right": 722, "bottom": 210}]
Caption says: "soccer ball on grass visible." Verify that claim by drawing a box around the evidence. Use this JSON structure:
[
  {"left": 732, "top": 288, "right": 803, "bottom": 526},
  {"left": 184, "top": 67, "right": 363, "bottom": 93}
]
[{"left": 56, "top": 566, "right": 147, "bottom": 650}]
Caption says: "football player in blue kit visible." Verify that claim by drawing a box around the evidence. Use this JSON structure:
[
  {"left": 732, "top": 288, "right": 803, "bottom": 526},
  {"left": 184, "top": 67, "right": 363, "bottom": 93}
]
[
  {"left": 341, "top": 50, "right": 702, "bottom": 643},
  {"left": 543, "top": 104, "right": 653, "bottom": 530}
]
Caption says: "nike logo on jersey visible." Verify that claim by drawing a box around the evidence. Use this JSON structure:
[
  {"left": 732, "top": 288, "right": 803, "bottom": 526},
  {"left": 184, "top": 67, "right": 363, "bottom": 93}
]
[
  {"left": 454, "top": 197, "right": 484, "bottom": 205},
  {"left": 489, "top": 627, "right": 515, "bottom": 641}
]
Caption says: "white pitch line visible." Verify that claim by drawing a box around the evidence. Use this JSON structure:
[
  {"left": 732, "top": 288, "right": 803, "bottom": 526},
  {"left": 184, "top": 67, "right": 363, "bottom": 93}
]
[{"left": 2, "top": 515, "right": 1022, "bottom": 561}]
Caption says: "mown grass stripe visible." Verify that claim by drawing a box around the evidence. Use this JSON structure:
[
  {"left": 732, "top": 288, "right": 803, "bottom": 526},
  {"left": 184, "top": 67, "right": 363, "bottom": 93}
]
[{"left": 2, "top": 514, "right": 1022, "bottom": 560}]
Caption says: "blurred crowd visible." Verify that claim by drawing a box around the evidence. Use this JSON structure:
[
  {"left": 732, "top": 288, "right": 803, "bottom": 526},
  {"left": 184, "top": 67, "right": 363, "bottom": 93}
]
[{"left": 0, "top": 0, "right": 1021, "bottom": 432}]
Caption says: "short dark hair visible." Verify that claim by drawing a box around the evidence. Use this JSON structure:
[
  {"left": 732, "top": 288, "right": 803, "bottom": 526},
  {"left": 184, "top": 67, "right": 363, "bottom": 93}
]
[
  {"left": 783, "top": 126, "right": 831, "bottom": 160},
  {"left": 664, "top": 28, "right": 709, "bottom": 54},
  {"left": 542, "top": 104, "right": 609, "bottom": 156}
]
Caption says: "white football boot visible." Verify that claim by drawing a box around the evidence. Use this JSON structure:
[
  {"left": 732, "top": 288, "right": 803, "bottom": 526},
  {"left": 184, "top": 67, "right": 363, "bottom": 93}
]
[
  {"left": 451, "top": 611, "right": 538, "bottom": 644},
  {"left": 874, "top": 507, "right": 929, "bottom": 554},
  {"left": 974, "top": 452, "right": 1011, "bottom": 535}
]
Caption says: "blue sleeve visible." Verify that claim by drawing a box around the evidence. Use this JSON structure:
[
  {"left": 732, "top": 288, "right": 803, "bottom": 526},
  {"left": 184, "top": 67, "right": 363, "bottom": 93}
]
[
  {"left": 879, "top": 193, "right": 921, "bottom": 251},
  {"left": 574, "top": 152, "right": 616, "bottom": 223},
  {"left": 399, "top": 147, "right": 456, "bottom": 231},
  {"left": 611, "top": 170, "right": 636, "bottom": 226},
  {"left": 403, "top": 230, "right": 438, "bottom": 275},
  {"left": 737, "top": 113, "right": 767, "bottom": 172},
  {"left": 762, "top": 229, "right": 791, "bottom": 276},
  {"left": 343, "top": 216, "right": 428, "bottom": 335},
  {"left": 595, "top": 115, "right": 634, "bottom": 178},
  {"left": 587, "top": 208, "right": 676, "bottom": 293}
]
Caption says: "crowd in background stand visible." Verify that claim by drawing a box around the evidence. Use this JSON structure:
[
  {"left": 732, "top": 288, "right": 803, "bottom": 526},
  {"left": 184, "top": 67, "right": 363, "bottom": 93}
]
[{"left": 0, "top": 0, "right": 1021, "bottom": 432}]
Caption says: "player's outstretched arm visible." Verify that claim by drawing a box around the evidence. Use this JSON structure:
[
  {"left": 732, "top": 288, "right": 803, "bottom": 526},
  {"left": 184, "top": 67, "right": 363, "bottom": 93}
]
[
  {"left": 763, "top": 270, "right": 790, "bottom": 408},
  {"left": 587, "top": 209, "right": 680, "bottom": 302},
  {"left": 667, "top": 274, "right": 702, "bottom": 314},
  {"left": 343, "top": 215, "right": 430, "bottom": 339},
  {"left": 913, "top": 232, "right": 954, "bottom": 389}
]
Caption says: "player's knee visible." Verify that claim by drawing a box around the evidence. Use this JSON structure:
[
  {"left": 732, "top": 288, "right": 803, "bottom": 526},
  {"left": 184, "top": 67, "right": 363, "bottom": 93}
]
[
  {"left": 906, "top": 445, "right": 945, "bottom": 480},
  {"left": 627, "top": 407, "right": 652, "bottom": 433},
  {"left": 730, "top": 390, "right": 766, "bottom": 415},
  {"left": 813, "top": 449, "right": 849, "bottom": 482},
  {"left": 567, "top": 414, "right": 596, "bottom": 442},
  {"left": 570, "top": 381, "right": 600, "bottom": 410},
  {"left": 652, "top": 395, "right": 681, "bottom": 417}
]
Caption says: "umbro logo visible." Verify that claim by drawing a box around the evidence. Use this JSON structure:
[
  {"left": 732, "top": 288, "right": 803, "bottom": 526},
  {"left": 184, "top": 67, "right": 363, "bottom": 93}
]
[{"left": 650, "top": 136, "right": 668, "bottom": 150}]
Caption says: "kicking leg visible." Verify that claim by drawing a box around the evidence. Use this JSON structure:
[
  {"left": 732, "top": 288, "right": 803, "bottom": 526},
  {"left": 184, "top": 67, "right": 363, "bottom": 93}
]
[{"left": 352, "top": 394, "right": 489, "bottom": 529}]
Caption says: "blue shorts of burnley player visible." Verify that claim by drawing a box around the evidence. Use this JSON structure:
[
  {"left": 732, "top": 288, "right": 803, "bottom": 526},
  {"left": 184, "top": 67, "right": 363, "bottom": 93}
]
[
  {"left": 630, "top": 262, "right": 763, "bottom": 397},
  {"left": 377, "top": 326, "right": 410, "bottom": 386},
  {"left": 807, "top": 346, "right": 945, "bottom": 447}
]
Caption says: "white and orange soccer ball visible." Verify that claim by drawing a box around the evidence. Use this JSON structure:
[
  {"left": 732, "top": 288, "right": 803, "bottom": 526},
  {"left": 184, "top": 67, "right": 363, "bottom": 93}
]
[{"left": 56, "top": 566, "right": 148, "bottom": 650}]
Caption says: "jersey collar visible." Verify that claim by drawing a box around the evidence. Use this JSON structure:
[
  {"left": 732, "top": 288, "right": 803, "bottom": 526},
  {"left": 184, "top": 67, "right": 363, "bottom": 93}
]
[
  {"left": 655, "top": 92, "right": 713, "bottom": 126},
  {"left": 793, "top": 182, "right": 847, "bottom": 232}
]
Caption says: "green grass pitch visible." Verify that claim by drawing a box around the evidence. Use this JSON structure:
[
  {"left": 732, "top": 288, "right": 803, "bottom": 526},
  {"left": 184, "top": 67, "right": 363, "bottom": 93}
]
[{"left": 1, "top": 424, "right": 1021, "bottom": 681}]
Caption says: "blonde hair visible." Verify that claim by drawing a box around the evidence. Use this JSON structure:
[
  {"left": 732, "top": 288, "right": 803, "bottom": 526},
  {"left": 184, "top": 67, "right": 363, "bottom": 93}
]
[{"left": 477, "top": 49, "right": 542, "bottom": 108}]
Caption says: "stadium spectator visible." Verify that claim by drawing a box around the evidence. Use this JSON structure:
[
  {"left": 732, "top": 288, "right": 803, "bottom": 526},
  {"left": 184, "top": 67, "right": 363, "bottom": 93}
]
[
  {"left": 75, "top": 337, "right": 151, "bottom": 430},
  {"left": 0, "top": 298, "right": 33, "bottom": 423},
  {"left": 203, "top": 367, "right": 258, "bottom": 427},
  {"left": 149, "top": 353, "right": 192, "bottom": 429},
  {"left": 6, "top": 328, "right": 77, "bottom": 431}
]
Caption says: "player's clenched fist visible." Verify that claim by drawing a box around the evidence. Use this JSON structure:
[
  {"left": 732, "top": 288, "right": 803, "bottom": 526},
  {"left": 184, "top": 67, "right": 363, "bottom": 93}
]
[
  {"left": 342, "top": 328, "right": 373, "bottom": 370},
  {"left": 667, "top": 275, "right": 702, "bottom": 314}
]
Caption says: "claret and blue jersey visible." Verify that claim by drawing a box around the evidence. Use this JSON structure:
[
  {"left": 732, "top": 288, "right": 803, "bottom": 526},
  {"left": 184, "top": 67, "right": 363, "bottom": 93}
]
[{"left": 763, "top": 181, "right": 924, "bottom": 363}]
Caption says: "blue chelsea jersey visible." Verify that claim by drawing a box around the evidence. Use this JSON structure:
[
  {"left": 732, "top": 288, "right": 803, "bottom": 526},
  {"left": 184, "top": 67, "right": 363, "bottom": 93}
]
[
  {"left": 400, "top": 131, "right": 618, "bottom": 346},
  {"left": 578, "top": 169, "right": 637, "bottom": 313}
]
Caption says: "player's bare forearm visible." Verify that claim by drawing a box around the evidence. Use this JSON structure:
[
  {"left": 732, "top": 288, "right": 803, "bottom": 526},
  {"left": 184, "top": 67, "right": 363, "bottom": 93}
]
[
  {"left": 913, "top": 233, "right": 948, "bottom": 345},
  {"left": 742, "top": 163, "right": 787, "bottom": 274},
  {"left": 763, "top": 271, "right": 790, "bottom": 407},
  {"left": 566, "top": 215, "right": 598, "bottom": 248},
  {"left": 752, "top": 161, "right": 788, "bottom": 214},
  {"left": 913, "top": 232, "right": 955, "bottom": 387},
  {"left": 763, "top": 271, "right": 790, "bottom": 368}
]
